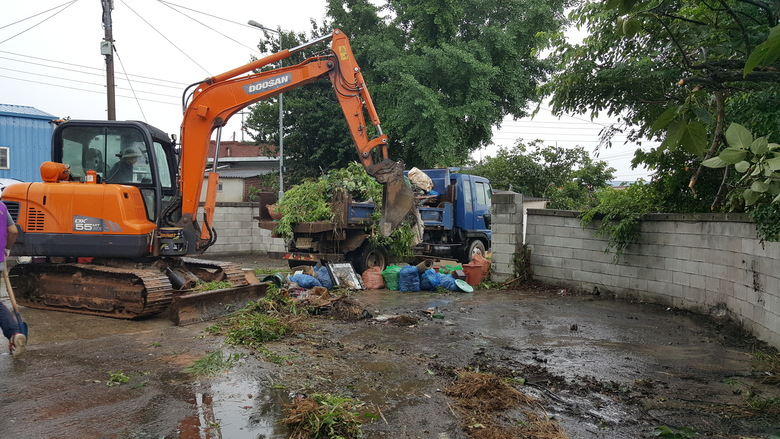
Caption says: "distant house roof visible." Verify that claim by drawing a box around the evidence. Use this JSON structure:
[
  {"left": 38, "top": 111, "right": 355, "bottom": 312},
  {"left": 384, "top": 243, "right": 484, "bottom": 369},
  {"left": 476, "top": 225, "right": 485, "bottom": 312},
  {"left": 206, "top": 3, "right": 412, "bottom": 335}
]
[
  {"left": 208, "top": 140, "right": 278, "bottom": 158},
  {"left": 205, "top": 168, "right": 274, "bottom": 178},
  {"left": 0, "top": 104, "right": 56, "bottom": 120}
]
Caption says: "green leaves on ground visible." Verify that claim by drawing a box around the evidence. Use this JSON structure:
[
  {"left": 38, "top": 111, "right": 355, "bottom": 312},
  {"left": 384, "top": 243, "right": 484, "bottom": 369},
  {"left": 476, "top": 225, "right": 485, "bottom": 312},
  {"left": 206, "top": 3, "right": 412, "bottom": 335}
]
[
  {"left": 224, "top": 312, "right": 291, "bottom": 348},
  {"left": 106, "top": 370, "right": 130, "bottom": 387},
  {"left": 184, "top": 351, "right": 244, "bottom": 377},
  {"left": 283, "top": 393, "right": 370, "bottom": 439}
]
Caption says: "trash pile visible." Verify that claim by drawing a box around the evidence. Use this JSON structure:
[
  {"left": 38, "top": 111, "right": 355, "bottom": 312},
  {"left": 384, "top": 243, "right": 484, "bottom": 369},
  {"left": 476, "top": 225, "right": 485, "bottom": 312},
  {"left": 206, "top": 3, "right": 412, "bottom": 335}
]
[
  {"left": 361, "top": 256, "right": 491, "bottom": 293},
  {"left": 262, "top": 263, "right": 371, "bottom": 321}
]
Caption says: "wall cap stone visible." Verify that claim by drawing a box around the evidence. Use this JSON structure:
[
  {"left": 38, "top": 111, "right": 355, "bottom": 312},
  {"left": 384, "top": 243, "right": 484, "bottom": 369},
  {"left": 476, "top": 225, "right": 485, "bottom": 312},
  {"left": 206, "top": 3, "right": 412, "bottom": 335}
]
[{"left": 528, "top": 209, "right": 751, "bottom": 223}]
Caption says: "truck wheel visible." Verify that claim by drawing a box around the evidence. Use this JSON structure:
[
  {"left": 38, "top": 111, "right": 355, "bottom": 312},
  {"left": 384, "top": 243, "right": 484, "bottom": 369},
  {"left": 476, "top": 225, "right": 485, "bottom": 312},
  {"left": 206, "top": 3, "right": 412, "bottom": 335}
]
[
  {"left": 352, "top": 243, "right": 388, "bottom": 274},
  {"left": 461, "top": 240, "right": 486, "bottom": 263}
]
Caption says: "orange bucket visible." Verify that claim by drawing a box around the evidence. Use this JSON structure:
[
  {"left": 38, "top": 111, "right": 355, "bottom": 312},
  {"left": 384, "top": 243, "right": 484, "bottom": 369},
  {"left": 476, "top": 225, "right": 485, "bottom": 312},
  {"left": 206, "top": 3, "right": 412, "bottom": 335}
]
[{"left": 462, "top": 263, "right": 484, "bottom": 286}]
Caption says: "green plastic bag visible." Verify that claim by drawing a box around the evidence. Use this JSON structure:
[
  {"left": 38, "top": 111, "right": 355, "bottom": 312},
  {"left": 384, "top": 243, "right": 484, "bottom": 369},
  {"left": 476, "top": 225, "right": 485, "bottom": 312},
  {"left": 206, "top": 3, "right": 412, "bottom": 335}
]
[
  {"left": 381, "top": 265, "right": 402, "bottom": 291},
  {"left": 441, "top": 264, "right": 462, "bottom": 275}
]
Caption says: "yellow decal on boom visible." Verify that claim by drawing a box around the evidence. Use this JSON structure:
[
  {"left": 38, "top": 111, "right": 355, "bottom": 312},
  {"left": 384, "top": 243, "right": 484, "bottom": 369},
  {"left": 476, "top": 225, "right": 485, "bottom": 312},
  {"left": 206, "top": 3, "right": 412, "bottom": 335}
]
[{"left": 338, "top": 46, "right": 349, "bottom": 60}]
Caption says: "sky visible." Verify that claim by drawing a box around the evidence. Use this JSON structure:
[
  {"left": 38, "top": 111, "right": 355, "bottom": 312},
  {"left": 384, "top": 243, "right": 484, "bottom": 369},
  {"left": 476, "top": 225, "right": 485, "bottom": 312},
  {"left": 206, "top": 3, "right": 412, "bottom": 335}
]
[{"left": 1, "top": 0, "right": 653, "bottom": 182}]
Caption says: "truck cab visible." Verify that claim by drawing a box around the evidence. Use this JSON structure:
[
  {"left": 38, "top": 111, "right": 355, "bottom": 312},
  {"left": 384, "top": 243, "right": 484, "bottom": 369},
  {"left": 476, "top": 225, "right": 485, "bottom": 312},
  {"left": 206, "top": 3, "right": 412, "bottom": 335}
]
[{"left": 410, "top": 168, "right": 492, "bottom": 262}]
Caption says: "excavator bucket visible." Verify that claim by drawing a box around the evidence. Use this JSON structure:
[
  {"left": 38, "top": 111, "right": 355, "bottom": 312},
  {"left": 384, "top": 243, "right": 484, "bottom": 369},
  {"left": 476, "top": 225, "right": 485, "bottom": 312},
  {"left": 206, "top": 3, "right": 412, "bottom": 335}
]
[{"left": 367, "top": 159, "right": 416, "bottom": 236}]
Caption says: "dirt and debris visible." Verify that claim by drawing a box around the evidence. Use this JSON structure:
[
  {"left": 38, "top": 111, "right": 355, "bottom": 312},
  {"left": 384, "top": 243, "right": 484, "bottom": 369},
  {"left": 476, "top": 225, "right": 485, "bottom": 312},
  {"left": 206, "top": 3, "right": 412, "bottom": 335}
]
[
  {"left": 2, "top": 255, "right": 780, "bottom": 439},
  {"left": 444, "top": 370, "right": 567, "bottom": 439}
]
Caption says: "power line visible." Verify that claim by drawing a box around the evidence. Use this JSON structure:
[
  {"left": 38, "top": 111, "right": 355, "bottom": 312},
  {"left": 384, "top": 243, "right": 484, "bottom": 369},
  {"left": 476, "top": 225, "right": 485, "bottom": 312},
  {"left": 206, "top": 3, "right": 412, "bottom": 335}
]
[
  {"left": 0, "top": 67, "right": 179, "bottom": 98},
  {"left": 0, "top": 74, "right": 179, "bottom": 106},
  {"left": 118, "top": 0, "right": 211, "bottom": 76},
  {"left": 0, "top": 1, "right": 79, "bottom": 45},
  {"left": 0, "top": 50, "right": 189, "bottom": 87},
  {"left": 157, "top": 1, "right": 262, "bottom": 56},
  {"left": 158, "top": 1, "right": 258, "bottom": 30},
  {"left": 113, "top": 43, "right": 147, "bottom": 122},
  {"left": 0, "top": 60, "right": 183, "bottom": 92}
]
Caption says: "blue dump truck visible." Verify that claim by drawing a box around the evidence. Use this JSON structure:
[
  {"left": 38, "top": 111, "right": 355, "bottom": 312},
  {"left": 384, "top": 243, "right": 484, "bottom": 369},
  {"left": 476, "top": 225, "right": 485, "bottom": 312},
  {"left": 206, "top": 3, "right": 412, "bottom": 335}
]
[{"left": 257, "top": 168, "right": 492, "bottom": 273}]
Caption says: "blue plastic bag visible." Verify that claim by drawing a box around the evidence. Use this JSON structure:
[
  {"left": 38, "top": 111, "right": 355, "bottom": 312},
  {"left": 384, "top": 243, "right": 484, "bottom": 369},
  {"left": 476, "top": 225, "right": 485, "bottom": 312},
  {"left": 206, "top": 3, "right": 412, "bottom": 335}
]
[
  {"left": 435, "top": 273, "right": 459, "bottom": 291},
  {"left": 316, "top": 266, "right": 334, "bottom": 289},
  {"left": 398, "top": 265, "right": 421, "bottom": 292},
  {"left": 288, "top": 274, "right": 322, "bottom": 289},
  {"left": 420, "top": 268, "right": 439, "bottom": 291}
]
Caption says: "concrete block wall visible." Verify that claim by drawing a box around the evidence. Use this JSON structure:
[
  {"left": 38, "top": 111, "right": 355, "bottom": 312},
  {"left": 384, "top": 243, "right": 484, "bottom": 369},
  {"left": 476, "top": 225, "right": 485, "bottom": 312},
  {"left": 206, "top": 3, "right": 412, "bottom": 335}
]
[
  {"left": 526, "top": 209, "right": 780, "bottom": 349},
  {"left": 202, "top": 202, "right": 285, "bottom": 256},
  {"left": 490, "top": 191, "right": 524, "bottom": 282}
]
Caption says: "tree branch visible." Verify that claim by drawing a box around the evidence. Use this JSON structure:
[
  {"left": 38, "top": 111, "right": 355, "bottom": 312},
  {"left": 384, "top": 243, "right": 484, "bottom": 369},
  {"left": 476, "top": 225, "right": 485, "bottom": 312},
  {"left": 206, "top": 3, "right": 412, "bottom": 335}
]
[
  {"left": 679, "top": 70, "right": 780, "bottom": 85},
  {"left": 716, "top": 0, "right": 753, "bottom": 53},
  {"left": 711, "top": 165, "right": 731, "bottom": 210},
  {"left": 654, "top": 15, "right": 693, "bottom": 70},
  {"left": 689, "top": 90, "right": 725, "bottom": 193},
  {"left": 735, "top": 0, "right": 776, "bottom": 26}
]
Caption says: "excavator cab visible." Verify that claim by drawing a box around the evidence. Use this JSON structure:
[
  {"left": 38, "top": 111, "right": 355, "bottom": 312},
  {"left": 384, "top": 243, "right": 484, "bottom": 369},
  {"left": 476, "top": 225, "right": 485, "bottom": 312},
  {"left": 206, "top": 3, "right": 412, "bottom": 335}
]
[
  {"left": 53, "top": 120, "right": 180, "bottom": 228},
  {"left": 3, "top": 120, "right": 183, "bottom": 260}
]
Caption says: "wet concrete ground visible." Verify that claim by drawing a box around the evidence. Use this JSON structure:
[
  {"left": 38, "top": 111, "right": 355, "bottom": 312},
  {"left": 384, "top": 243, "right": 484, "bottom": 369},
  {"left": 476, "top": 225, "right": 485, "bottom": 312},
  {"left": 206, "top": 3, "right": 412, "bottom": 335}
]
[{"left": 1, "top": 258, "right": 779, "bottom": 438}]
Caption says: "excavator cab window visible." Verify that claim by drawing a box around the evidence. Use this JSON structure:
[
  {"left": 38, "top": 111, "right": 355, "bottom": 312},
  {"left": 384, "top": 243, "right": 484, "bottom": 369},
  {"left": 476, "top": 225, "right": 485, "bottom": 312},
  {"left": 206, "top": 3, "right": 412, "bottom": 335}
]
[
  {"left": 58, "top": 124, "right": 162, "bottom": 222},
  {"left": 59, "top": 125, "right": 154, "bottom": 185}
]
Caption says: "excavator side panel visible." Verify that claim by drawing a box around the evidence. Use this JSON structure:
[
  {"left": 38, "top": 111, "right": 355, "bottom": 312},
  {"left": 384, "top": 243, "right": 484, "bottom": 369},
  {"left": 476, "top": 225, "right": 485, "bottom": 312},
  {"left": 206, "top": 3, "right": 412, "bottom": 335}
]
[{"left": 3, "top": 182, "right": 154, "bottom": 258}]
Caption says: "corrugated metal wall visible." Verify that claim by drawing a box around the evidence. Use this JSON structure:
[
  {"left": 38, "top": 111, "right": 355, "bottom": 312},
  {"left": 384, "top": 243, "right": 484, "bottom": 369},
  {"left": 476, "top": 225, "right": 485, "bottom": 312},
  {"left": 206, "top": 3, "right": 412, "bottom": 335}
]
[{"left": 0, "top": 113, "right": 54, "bottom": 182}]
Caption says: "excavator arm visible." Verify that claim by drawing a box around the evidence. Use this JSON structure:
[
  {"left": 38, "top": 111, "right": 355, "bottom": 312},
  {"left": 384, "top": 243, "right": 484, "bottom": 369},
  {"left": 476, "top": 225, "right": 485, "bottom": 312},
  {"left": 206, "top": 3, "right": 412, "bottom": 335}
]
[{"left": 176, "top": 29, "right": 413, "bottom": 252}]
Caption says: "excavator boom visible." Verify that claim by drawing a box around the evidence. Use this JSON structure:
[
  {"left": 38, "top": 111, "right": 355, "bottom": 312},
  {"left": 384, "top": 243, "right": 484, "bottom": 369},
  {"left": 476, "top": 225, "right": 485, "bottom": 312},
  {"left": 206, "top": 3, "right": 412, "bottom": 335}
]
[{"left": 177, "top": 29, "right": 413, "bottom": 251}]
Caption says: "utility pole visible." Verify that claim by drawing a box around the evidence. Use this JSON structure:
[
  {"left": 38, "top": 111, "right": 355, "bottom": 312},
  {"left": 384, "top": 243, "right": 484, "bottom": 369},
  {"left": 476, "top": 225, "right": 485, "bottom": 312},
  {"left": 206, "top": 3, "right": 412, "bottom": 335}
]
[
  {"left": 101, "top": 0, "right": 116, "bottom": 120},
  {"left": 248, "top": 20, "right": 284, "bottom": 200}
]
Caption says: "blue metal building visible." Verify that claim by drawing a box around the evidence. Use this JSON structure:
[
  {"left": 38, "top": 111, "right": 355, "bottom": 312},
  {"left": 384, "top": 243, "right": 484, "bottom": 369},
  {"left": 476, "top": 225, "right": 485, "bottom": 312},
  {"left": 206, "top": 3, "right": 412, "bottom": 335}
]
[{"left": 0, "top": 104, "right": 57, "bottom": 182}]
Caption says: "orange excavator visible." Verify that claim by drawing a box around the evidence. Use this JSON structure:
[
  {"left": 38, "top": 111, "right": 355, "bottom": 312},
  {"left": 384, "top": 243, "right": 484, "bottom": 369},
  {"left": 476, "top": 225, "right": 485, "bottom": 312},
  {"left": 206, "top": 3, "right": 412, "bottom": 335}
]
[{"left": 1, "top": 29, "right": 414, "bottom": 320}]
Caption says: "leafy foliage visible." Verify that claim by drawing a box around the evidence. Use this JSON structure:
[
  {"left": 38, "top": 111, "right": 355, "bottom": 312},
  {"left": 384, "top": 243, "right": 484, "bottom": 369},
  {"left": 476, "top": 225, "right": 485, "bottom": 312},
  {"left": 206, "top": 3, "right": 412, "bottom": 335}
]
[
  {"left": 580, "top": 183, "right": 659, "bottom": 261},
  {"left": 192, "top": 280, "right": 233, "bottom": 292},
  {"left": 470, "top": 141, "right": 615, "bottom": 209},
  {"left": 374, "top": 222, "right": 416, "bottom": 258},
  {"left": 244, "top": 0, "right": 570, "bottom": 179},
  {"left": 273, "top": 162, "right": 384, "bottom": 238},
  {"left": 544, "top": 0, "right": 780, "bottom": 213},
  {"left": 702, "top": 123, "right": 780, "bottom": 242},
  {"left": 322, "top": 161, "right": 383, "bottom": 204},
  {"left": 274, "top": 179, "right": 334, "bottom": 238}
]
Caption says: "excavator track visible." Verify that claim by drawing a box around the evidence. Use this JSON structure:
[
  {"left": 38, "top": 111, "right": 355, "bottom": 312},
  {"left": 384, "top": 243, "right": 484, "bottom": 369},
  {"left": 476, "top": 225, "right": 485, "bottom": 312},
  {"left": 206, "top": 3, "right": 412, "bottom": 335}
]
[{"left": 8, "top": 258, "right": 249, "bottom": 319}]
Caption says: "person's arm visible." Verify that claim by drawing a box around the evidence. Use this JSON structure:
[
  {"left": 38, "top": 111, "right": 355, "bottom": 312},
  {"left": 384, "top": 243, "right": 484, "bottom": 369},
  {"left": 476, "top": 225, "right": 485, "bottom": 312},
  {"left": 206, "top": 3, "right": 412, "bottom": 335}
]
[{"left": 5, "top": 209, "right": 16, "bottom": 254}]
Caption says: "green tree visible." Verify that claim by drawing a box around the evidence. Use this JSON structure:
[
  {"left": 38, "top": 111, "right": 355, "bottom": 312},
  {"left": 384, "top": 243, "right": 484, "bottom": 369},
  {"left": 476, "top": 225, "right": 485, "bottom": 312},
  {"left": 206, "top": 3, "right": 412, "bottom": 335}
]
[
  {"left": 244, "top": 0, "right": 570, "bottom": 183},
  {"left": 544, "top": 0, "right": 780, "bottom": 212},
  {"left": 470, "top": 141, "right": 615, "bottom": 209}
]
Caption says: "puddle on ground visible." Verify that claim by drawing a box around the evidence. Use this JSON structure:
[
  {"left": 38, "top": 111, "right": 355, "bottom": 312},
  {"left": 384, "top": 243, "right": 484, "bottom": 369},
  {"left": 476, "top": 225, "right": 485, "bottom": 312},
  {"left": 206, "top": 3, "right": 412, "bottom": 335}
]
[{"left": 178, "top": 377, "right": 290, "bottom": 439}]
